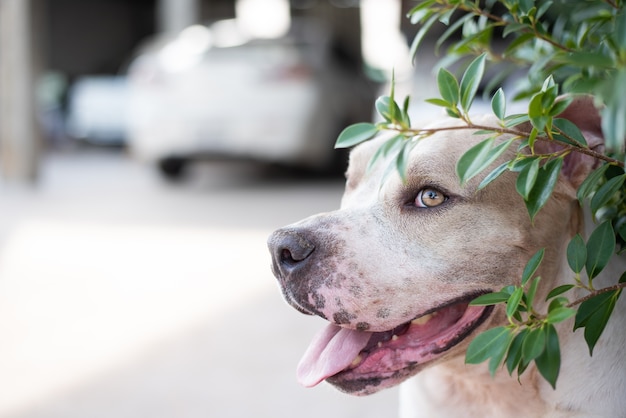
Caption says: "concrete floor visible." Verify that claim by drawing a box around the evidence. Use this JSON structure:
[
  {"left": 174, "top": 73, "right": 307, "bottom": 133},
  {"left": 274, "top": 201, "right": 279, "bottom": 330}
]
[{"left": 0, "top": 149, "right": 398, "bottom": 418}]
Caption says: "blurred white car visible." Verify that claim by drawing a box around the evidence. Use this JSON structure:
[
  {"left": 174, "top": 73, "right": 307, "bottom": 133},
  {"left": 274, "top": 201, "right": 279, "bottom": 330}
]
[
  {"left": 126, "top": 18, "right": 376, "bottom": 178},
  {"left": 65, "top": 76, "right": 129, "bottom": 145}
]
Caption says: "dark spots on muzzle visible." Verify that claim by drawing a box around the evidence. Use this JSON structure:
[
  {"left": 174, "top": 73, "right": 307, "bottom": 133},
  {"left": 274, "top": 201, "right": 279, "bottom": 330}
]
[
  {"left": 312, "top": 292, "right": 326, "bottom": 310},
  {"left": 356, "top": 322, "right": 370, "bottom": 331},
  {"left": 268, "top": 216, "right": 356, "bottom": 320},
  {"left": 377, "top": 308, "right": 391, "bottom": 319},
  {"left": 348, "top": 284, "right": 363, "bottom": 297},
  {"left": 333, "top": 310, "right": 357, "bottom": 324}
]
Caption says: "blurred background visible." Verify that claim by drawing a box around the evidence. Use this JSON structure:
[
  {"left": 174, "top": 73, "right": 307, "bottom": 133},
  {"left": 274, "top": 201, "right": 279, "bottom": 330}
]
[{"left": 0, "top": 0, "right": 433, "bottom": 416}]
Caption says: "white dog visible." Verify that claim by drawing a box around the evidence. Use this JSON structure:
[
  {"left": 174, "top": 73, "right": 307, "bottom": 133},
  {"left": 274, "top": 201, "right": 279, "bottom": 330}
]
[{"left": 268, "top": 97, "right": 626, "bottom": 417}]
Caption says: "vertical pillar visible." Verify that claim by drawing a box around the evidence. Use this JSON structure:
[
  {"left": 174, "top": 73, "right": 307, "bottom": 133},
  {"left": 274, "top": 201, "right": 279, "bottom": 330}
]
[
  {"left": 156, "top": 0, "right": 200, "bottom": 34},
  {"left": 0, "top": 0, "right": 40, "bottom": 183},
  {"left": 360, "top": 0, "right": 411, "bottom": 80}
]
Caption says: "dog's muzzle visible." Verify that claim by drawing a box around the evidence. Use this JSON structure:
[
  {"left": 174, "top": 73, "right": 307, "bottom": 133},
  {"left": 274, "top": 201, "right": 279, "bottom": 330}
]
[
  {"left": 269, "top": 229, "right": 315, "bottom": 277},
  {"left": 268, "top": 228, "right": 319, "bottom": 315}
]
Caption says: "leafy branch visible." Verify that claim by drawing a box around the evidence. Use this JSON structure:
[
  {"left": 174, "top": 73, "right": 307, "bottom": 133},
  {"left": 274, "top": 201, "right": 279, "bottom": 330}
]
[
  {"left": 335, "top": 0, "right": 626, "bottom": 389},
  {"left": 372, "top": 123, "right": 622, "bottom": 167}
]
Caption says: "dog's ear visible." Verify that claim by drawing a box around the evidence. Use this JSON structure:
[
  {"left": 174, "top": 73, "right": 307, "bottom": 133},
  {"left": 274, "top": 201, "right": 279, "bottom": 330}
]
[{"left": 519, "top": 95, "right": 604, "bottom": 190}]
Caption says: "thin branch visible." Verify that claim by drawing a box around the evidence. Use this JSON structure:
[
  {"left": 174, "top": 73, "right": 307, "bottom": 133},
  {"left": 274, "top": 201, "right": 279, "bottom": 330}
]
[
  {"left": 395, "top": 123, "right": 624, "bottom": 168},
  {"left": 452, "top": 2, "right": 576, "bottom": 54},
  {"left": 567, "top": 282, "right": 626, "bottom": 308}
]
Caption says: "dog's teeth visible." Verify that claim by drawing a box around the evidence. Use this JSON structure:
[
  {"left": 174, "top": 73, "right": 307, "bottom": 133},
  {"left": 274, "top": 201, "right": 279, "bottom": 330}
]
[
  {"left": 411, "top": 313, "right": 434, "bottom": 326},
  {"left": 351, "top": 355, "right": 362, "bottom": 367},
  {"left": 377, "top": 342, "right": 383, "bottom": 348},
  {"left": 392, "top": 335, "right": 399, "bottom": 341}
]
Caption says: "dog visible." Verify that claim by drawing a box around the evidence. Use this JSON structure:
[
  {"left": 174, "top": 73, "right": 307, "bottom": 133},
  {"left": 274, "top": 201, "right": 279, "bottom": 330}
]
[{"left": 268, "top": 96, "right": 626, "bottom": 417}]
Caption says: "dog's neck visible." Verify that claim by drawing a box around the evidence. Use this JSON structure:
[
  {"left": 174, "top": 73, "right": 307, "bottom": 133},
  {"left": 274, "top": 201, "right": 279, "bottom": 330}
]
[
  {"left": 534, "top": 206, "right": 626, "bottom": 417},
  {"left": 401, "top": 205, "right": 626, "bottom": 418},
  {"left": 400, "top": 355, "right": 548, "bottom": 417}
]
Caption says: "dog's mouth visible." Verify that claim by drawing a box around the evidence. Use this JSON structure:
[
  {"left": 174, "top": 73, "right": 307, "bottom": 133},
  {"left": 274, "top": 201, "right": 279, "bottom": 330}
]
[{"left": 296, "top": 293, "right": 493, "bottom": 395}]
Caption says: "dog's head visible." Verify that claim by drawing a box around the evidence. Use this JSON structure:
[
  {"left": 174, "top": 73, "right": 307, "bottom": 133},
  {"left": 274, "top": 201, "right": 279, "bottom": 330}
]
[{"left": 268, "top": 97, "right": 603, "bottom": 395}]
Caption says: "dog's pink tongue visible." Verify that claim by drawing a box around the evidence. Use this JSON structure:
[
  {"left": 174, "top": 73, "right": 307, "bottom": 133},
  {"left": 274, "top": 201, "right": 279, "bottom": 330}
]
[{"left": 297, "top": 323, "right": 372, "bottom": 387}]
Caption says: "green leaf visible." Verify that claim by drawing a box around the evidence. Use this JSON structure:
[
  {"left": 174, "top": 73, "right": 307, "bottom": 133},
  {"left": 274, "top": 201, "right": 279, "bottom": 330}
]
[
  {"left": 559, "top": 52, "right": 615, "bottom": 69},
  {"left": 435, "top": 13, "right": 474, "bottom": 53},
  {"left": 457, "top": 138, "right": 514, "bottom": 185},
  {"left": 459, "top": 54, "right": 487, "bottom": 113},
  {"left": 527, "top": 128, "right": 539, "bottom": 151},
  {"left": 522, "top": 326, "right": 547, "bottom": 361},
  {"left": 525, "top": 158, "right": 563, "bottom": 221},
  {"left": 536, "top": 1, "right": 553, "bottom": 19},
  {"left": 437, "top": 68, "right": 460, "bottom": 106},
  {"left": 395, "top": 141, "right": 414, "bottom": 183},
  {"left": 548, "top": 296, "right": 569, "bottom": 312},
  {"left": 614, "top": 11, "right": 626, "bottom": 49},
  {"left": 501, "top": 285, "right": 517, "bottom": 296},
  {"left": 402, "top": 96, "right": 411, "bottom": 127},
  {"left": 503, "top": 22, "right": 526, "bottom": 38},
  {"left": 505, "top": 328, "right": 528, "bottom": 375},
  {"left": 335, "top": 123, "right": 378, "bottom": 149},
  {"left": 574, "top": 291, "right": 615, "bottom": 329},
  {"left": 546, "top": 284, "right": 574, "bottom": 300},
  {"left": 504, "top": 113, "right": 530, "bottom": 128},
  {"left": 466, "top": 326, "right": 512, "bottom": 365},
  {"left": 549, "top": 99, "right": 572, "bottom": 118},
  {"left": 552, "top": 118, "right": 588, "bottom": 147},
  {"left": 585, "top": 221, "right": 615, "bottom": 280},
  {"left": 488, "top": 330, "right": 515, "bottom": 376},
  {"left": 541, "top": 84, "right": 558, "bottom": 109},
  {"left": 407, "top": 0, "right": 436, "bottom": 23},
  {"left": 517, "top": 356, "right": 530, "bottom": 377},
  {"left": 503, "top": 32, "right": 534, "bottom": 56},
  {"left": 470, "top": 291, "right": 511, "bottom": 306},
  {"left": 590, "top": 174, "right": 626, "bottom": 215},
  {"left": 509, "top": 156, "right": 538, "bottom": 172},
  {"left": 528, "top": 92, "right": 549, "bottom": 132},
  {"left": 478, "top": 161, "right": 510, "bottom": 190},
  {"left": 602, "top": 71, "right": 626, "bottom": 151},
  {"left": 518, "top": 0, "right": 533, "bottom": 14},
  {"left": 425, "top": 98, "right": 454, "bottom": 108},
  {"left": 566, "top": 234, "right": 587, "bottom": 274},
  {"left": 366, "top": 134, "right": 405, "bottom": 172},
  {"left": 546, "top": 307, "right": 576, "bottom": 324},
  {"left": 437, "top": 7, "right": 456, "bottom": 25},
  {"left": 446, "top": 107, "right": 462, "bottom": 119},
  {"left": 410, "top": 13, "right": 440, "bottom": 61},
  {"left": 577, "top": 164, "right": 609, "bottom": 203},
  {"left": 506, "top": 287, "right": 524, "bottom": 318},
  {"left": 491, "top": 88, "right": 506, "bottom": 120},
  {"left": 375, "top": 96, "right": 402, "bottom": 123},
  {"left": 535, "top": 324, "right": 560, "bottom": 389},
  {"left": 516, "top": 158, "right": 540, "bottom": 200},
  {"left": 576, "top": 290, "right": 621, "bottom": 355},
  {"left": 525, "top": 276, "right": 541, "bottom": 309},
  {"left": 521, "top": 248, "right": 544, "bottom": 286}
]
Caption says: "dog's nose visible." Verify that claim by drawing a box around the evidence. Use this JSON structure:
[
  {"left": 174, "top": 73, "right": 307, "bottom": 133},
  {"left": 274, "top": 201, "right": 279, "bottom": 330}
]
[{"left": 268, "top": 229, "right": 315, "bottom": 278}]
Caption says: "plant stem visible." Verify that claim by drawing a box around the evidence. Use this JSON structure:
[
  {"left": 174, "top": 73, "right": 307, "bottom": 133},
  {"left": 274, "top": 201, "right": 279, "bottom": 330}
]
[
  {"left": 451, "top": 1, "right": 576, "bottom": 54},
  {"left": 400, "top": 123, "right": 624, "bottom": 167},
  {"left": 567, "top": 282, "right": 626, "bottom": 308}
]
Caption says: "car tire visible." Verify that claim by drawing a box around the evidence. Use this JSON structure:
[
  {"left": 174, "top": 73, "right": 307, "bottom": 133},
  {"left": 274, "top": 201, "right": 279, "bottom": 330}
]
[{"left": 157, "top": 157, "right": 188, "bottom": 180}]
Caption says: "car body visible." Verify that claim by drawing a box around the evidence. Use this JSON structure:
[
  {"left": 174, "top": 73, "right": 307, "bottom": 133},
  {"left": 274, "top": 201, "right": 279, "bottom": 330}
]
[
  {"left": 126, "top": 18, "right": 376, "bottom": 178},
  {"left": 65, "top": 75, "right": 129, "bottom": 146}
]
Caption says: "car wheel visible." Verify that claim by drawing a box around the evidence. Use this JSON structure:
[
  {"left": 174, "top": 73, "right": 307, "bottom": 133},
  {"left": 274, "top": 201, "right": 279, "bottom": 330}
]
[{"left": 157, "top": 157, "right": 188, "bottom": 180}]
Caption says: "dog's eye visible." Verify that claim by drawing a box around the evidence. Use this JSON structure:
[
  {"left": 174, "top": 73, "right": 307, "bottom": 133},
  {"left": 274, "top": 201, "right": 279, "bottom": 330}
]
[{"left": 415, "top": 188, "right": 447, "bottom": 208}]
